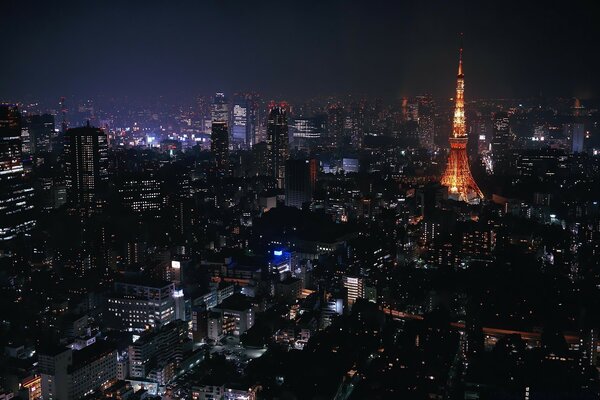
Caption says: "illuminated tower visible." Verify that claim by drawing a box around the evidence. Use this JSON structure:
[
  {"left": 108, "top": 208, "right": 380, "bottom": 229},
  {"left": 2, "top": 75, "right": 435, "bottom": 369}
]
[{"left": 440, "top": 47, "right": 483, "bottom": 203}]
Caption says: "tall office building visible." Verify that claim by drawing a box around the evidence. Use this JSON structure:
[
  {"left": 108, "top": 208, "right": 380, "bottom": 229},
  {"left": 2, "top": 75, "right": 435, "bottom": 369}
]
[
  {"left": 211, "top": 93, "right": 229, "bottom": 170},
  {"left": 491, "top": 112, "right": 512, "bottom": 174},
  {"left": 117, "top": 172, "right": 164, "bottom": 216},
  {"left": 232, "top": 94, "right": 258, "bottom": 149},
  {"left": 327, "top": 103, "right": 345, "bottom": 149},
  {"left": 0, "top": 105, "right": 35, "bottom": 242},
  {"left": 417, "top": 95, "right": 435, "bottom": 150},
  {"left": 39, "top": 341, "right": 117, "bottom": 400},
  {"left": 232, "top": 101, "right": 247, "bottom": 149},
  {"left": 291, "top": 117, "right": 322, "bottom": 140},
  {"left": 267, "top": 103, "right": 289, "bottom": 188},
  {"left": 246, "top": 94, "right": 260, "bottom": 146},
  {"left": 285, "top": 159, "right": 317, "bottom": 209},
  {"left": 564, "top": 122, "right": 585, "bottom": 154},
  {"left": 64, "top": 123, "right": 108, "bottom": 208},
  {"left": 440, "top": 47, "right": 484, "bottom": 203},
  {"left": 342, "top": 275, "right": 365, "bottom": 307},
  {"left": 26, "top": 114, "right": 55, "bottom": 154}
]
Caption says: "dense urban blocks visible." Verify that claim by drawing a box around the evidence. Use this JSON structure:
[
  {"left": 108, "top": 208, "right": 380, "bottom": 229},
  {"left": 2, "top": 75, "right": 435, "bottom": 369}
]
[{"left": 1, "top": 2, "right": 600, "bottom": 399}]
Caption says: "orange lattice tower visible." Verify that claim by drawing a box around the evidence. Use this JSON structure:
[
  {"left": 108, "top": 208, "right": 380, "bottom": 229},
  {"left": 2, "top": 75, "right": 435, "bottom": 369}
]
[{"left": 440, "top": 46, "right": 484, "bottom": 203}]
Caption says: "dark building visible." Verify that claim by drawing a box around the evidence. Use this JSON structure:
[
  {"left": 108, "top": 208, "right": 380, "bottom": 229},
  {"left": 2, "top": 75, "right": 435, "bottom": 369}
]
[
  {"left": 491, "top": 112, "right": 512, "bottom": 175},
  {"left": 117, "top": 173, "right": 164, "bottom": 216},
  {"left": 267, "top": 104, "right": 289, "bottom": 188},
  {"left": 64, "top": 123, "right": 108, "bottom": 208},
  {"left": 285, "top": 158, "right": 317, "bottom": 209},
  {"left": 0, "top": 105, "right": 35, "bottom": 243},
  {"left": 25, "top": 114, "right": 55, "bottom": 154},
  {"left": 211, "top": 92, "right": 229, "bottom": 171},
  {"left": 327, "top": 103, "right": 345, "bottom": 149}
]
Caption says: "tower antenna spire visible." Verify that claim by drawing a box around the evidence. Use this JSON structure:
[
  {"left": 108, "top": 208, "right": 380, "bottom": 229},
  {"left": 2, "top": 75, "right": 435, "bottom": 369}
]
[{"left": 458, "top": 32, "right": 464, "bottom": 76}]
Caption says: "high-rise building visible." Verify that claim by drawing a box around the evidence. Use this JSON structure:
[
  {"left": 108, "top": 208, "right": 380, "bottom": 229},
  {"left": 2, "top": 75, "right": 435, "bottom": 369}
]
[
  {"left": 232, "top": 94, "right": 260, "bottom": 149},
  {"left": 117, "top": 173, "right": 164, "bottom": 215},
  {"left": 491, "top": 112, "right": 512, "bottom": 174},
  {"left": 348, "top": 101, "right": 365, "bottom": 149},
  {"left": 564, "top": 122, "right": 585, "bottom": 154},
  {"left": 342, "top": 275, "right": 365, "bottom": 307},
  {"left": 267, "top": 103, "right": 289, "bottom": 188},
  {"left": 25, "top": 114, "right": 55, "bottom": 154},
  {"left": 246, "top": 94, "right": 261, "bottom": 146},
  {"left": 291, "top": 117, "right": 322, "bottom": 140},
  {"left": 64, "top": 123, "right": 108, "bottom": 208},
  {"left": 0, "top": 105, "right": 35, "bottom": 243},
  {"left": 327, "top": 103, "right": 345, "bottom": 149},
  {"left": 440, "top": 48, "right": 484, "bottom": 203},
  {"left": 417, "top": 95, "right": 435, "bottom": 150},
  {"left": 285, "top": 159, "right": 317, "bottom": 209},
  {"left": 232, "top": 99, "right": 248, "bottom": 148},
  {"left": 211, "top": 93, "right": 229, "bottom": 170},
  {"left": 39, "top": 341, "right": 117, "bottom": 400},
  {"left": 472, "top": 116, "right": 492, "bottom": 155}
]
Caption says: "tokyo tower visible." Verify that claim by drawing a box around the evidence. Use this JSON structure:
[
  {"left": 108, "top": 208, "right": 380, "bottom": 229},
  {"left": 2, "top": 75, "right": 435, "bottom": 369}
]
[{"left": 440, "top": 46, "right": 484, "bottom": 203}]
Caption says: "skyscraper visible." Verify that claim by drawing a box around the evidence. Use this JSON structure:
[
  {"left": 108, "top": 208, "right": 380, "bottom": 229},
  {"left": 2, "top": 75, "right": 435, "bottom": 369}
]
[
  {"left": 417, "top": 95, "right": 435, "bottom": 150},
  {"left": 327, "top": 103, "right": 345, "bottom": 150},
  {"left": 491, "top": 112, "right": 512, "bottom": 174},
  {"left": 565, "top": 99, "right": 585, "bottom": 154},
  {"left": 0, "top": 105, "right": 35, "bottom": 242},
  {"left": 64, "top": 123, "right": 108, "bottom": 208},
  {"left": 211, "top": 93, "right": 229, "bottom": 171},
  {"left": 285, "top": 159, "right": 317, "bottom": 209},
  {"left": 267, "top": 103, "right": 289, "bottom": 188},
  {"left": 440, "top": 47, "right": 484, "bottom": 203},
  {"left": 25, "top": 114, "right": 55, "bottom": 154},
  {"left": 232, "top": 98, "right": 248, "bottom": 149}
]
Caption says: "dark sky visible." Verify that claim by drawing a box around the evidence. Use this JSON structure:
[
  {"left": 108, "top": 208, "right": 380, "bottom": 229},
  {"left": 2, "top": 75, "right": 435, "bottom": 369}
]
[{"left": 1, "top": 0, "right": 598, "bottom": 102}]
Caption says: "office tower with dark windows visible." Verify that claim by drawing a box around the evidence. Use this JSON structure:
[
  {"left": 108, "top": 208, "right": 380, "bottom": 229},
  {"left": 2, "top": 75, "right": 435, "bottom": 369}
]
[
  {"left": 285, "top": 159, "right": 317, "bottom": 209},
  {"left": 564, "top": 122, "right": 585, "bottom": 154},
  {"left": 267, "top": 103, "right": 289, "bottom": 188},
  {"left": 25, "top": 114, "right": 55, "bottom": 154},
  {"left": 39, "top": 342, "right": 117, "bottom": 400},
  {"left": 491, "top": 112, "right": 512, "bottom": 174},
  {"left": 0, "top": 105, "right": 35, "bottom": 243},
  {"left": 246, "top": 94, "right": 260, "bottom": 146},
  {"left": 327, "top": 103, "right": 345, "bottom": 149},
  {"left": 290, "top": 116, "right": 324, "bottom": 150},
  {"left": 64, "top": 123, "right": 108, "bottom": 208},
  {"left": 211, "top": 92, "right": 229, "bottom": 170},
  {"left": 417, "top": 95, "right": 435, "bottom": 150},
  {"left": 117, "top": 173, "right": 164, "bottom": 216}
]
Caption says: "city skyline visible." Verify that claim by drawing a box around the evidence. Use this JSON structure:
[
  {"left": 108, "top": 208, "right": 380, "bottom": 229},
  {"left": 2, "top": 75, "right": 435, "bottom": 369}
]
[{"left": 2, "top": 2, "right": 600, "bottom": 400}]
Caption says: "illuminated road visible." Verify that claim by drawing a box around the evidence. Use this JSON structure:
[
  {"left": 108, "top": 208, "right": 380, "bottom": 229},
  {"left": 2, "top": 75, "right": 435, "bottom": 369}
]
[{"left": 381, "top": 307, "right": 579, "bottom": 344}]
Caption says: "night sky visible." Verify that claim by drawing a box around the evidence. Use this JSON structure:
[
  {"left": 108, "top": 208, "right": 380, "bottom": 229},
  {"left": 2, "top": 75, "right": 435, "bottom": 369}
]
[{"left": 1, "top": 0, "right": 599, "bottom": 102}]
